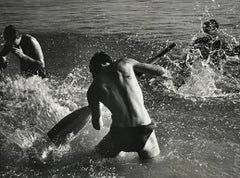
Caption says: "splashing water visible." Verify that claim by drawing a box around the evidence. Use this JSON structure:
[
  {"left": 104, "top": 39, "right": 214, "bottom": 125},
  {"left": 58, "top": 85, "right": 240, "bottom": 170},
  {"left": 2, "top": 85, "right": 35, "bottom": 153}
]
[
  {"left": 0, "top": 66, "right": 114, "bottom": 169},
  {"left": 177, "top": 59, "right": 220, "bottom": 97},
  {"left": 0, "top": 67, "right": 94, "bottom": 160},
  {"left": 0, "top": 75, "right": 68, "bottom": 143},
  {"left": 165, "top": 14, "right": 240, "bottom": 98}
]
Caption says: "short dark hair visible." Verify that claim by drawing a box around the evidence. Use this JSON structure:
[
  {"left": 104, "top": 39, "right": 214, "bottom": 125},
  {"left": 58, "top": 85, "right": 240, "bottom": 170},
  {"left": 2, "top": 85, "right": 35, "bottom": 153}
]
[
  {"left": 89, "top": 51, "right": 113, "bottom": 74},
  {"left": 202, "top": 19, "right": 219, "bottom": 34},
  {"left": 3, "top": 25, "right": 21, "bottom": 42}
]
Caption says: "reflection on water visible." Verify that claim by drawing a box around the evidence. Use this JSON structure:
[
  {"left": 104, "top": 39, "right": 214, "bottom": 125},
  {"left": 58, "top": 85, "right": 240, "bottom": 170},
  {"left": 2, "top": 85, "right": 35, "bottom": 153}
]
[{"left": 0, "top": 0, "right": 239, "bottom": 40}]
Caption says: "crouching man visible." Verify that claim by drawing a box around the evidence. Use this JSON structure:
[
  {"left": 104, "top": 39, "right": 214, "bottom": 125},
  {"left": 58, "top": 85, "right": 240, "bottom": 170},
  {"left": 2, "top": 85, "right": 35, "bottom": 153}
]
[{"left": 87, "top": 52, "right": 168, "bottom": 160}]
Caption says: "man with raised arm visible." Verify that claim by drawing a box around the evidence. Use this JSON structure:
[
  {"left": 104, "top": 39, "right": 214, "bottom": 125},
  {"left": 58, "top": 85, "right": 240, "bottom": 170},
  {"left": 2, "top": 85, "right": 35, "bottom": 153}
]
[
  {"left": 0, "top": 25, "right": 47, "bottom": 78},
  {"left": 87, "top": 51, "right": 169, "bottom": 160},
  {"left": 190, "top": 19, "right": 240, "bottom": 68}
]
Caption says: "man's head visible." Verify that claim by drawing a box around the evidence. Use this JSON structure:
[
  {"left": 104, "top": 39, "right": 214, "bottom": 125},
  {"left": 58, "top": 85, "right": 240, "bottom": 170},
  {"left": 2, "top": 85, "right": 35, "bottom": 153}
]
[
  {"left": 89, "top": 51, "right": 113, "bottom": 75},
  {"left": 3, "top": 25, "right": 21, "bottom": 45},
  {"left": 202, "top": 19, "right": 219, "bottom": 35}
]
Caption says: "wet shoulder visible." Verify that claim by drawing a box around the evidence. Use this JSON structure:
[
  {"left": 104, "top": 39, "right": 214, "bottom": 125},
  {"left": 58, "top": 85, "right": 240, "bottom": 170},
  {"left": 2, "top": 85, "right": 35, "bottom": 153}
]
[
  {"left": 194, "top": 35, "right": 212, "bottom": 45},
  {"left": 87, "top": 79, "right": 109, "bottom": 101},
  {"left": 115, "top": 58, "right": 136, "bottom": 75},
  {"left": 21, "top": 34, "right": 36, "bottom": 45},
  {"left": 89, "top": 79, "right": 106, "bottom": 92},
  {"left": 21, "top": 34, "right": 37, "bottom": 45}
]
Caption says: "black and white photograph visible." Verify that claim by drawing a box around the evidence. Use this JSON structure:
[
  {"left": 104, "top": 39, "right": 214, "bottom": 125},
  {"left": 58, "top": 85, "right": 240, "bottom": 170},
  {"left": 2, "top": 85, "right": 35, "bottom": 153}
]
[{"left": 0, "top": 0, "right": 239, "bottom": 177}]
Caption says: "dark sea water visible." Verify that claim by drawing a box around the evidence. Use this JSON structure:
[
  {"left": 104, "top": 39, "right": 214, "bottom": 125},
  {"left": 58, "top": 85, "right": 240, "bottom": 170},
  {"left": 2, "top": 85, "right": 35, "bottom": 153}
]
[{"left": 0, "top": 0, "right": 240, "bottom": 178}]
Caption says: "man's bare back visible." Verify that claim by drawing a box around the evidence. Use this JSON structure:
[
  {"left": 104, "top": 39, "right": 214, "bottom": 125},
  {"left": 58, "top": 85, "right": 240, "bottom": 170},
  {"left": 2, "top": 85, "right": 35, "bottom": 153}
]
[
  {"left": 87, "top": 52, "right": 166, "bottom": 159},
  {"left": 88, "top": 58, "right": 152, "bottom": 127}
]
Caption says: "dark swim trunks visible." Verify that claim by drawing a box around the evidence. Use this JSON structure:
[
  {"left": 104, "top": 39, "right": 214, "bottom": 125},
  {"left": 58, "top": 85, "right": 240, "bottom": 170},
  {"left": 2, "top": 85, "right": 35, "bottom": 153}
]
[{"left": 110, "top": 122, "right": 155, "bottom": 152}]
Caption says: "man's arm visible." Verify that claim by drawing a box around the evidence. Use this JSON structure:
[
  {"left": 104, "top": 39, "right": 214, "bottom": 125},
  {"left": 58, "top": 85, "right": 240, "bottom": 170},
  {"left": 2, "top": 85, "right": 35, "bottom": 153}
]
[
  {"left": 0, "top": 43, "right": 12, "bottom": 70},
  {"left": 134, "top": 62, "right": 166, "bottom": 76},
  {"left": 226, "top": 45, "right": 240, "bottom": 56},
  {"left": 13, "top": 36, "right": 45, "bottom": 68},
  {"left": 0, "top": 42, "right": 12, "bottom": 57},
  {"left": 120, "top": 58, "right": 168, "bottom": 76},
  {"left": 87, "top": 83, "right": 103, "bottom": 130}
]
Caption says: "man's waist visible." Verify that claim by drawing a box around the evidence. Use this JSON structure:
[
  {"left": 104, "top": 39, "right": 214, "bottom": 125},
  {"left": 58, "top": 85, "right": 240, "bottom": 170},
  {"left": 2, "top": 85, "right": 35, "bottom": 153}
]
[
  {"left": 111, "top": 120, "right": 154, "bottom": 128},
  {"left": 110, "top": 121, "right": 156, "bottom": 133}
]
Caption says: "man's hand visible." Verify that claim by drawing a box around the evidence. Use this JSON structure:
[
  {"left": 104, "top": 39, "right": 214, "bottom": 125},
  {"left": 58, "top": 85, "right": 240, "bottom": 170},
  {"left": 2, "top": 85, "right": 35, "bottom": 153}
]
[
  {"left": 12, "top": 46, "right": 25, "bottom": 59},
  {"left": 161, "top": 67, "right": 173, "bottom": 80}
]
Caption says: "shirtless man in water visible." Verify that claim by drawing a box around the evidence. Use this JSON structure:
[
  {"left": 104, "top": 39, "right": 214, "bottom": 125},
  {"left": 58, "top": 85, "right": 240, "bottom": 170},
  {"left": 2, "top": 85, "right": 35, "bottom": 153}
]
[
  {"left": 87, "top": 51, "right": 168, "bottom": 160},
  {"left": 190, "top": 19, "right": 240, "bottom": 69},
  {"left": 0, "top": 25, "right": 46, "bottom": 78}
]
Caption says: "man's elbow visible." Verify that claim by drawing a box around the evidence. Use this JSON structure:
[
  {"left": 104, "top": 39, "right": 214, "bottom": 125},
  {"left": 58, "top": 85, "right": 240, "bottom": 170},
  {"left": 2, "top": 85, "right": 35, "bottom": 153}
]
[
  {"left": 35, "top": 56, "right": 45, "bottom": 68},
  {"left": 40, "top": 58, "right": 45, "bottom": 68},
  {"left": 156, "top": 66, "right": 166, "bottom": 75}
]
